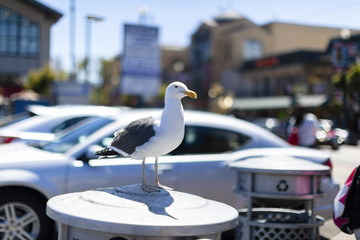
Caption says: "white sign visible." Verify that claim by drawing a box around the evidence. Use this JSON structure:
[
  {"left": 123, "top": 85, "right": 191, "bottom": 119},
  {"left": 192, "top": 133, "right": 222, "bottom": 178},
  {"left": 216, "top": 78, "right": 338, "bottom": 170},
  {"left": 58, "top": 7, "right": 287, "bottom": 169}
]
[{"left": 121, "top": 24, "right": 161, "bottom": 98}]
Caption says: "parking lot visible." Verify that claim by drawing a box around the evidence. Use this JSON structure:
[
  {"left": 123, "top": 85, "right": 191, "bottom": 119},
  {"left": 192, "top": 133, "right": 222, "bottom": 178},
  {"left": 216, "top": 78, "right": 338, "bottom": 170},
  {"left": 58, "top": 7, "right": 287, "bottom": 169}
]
[
  {"left": 321, "top": 144, "right": 360, "bottom": 187},
  {"left": 0, "top": 106, "right": 357, "bottom": 239}
]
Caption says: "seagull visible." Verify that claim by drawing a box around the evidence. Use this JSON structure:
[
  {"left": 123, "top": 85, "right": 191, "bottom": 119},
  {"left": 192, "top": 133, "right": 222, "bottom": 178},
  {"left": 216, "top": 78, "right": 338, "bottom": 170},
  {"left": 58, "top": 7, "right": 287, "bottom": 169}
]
[{"left": 95, "top": 81, "right": 197, "bottom": 192}]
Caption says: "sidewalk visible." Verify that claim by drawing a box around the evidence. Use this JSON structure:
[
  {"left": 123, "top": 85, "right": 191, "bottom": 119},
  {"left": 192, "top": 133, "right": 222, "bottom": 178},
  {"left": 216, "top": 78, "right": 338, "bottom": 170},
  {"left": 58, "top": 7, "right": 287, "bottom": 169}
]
[{"left": 320, "top": 219, "right": 356, "bottom": 240}]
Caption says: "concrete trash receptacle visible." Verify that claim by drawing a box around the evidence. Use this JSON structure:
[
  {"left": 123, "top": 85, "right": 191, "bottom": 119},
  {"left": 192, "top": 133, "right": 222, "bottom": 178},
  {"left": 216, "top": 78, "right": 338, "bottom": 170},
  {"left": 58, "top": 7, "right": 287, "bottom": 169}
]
[{"left": 46, "top": 184, "right": 239, "bottom": 240}]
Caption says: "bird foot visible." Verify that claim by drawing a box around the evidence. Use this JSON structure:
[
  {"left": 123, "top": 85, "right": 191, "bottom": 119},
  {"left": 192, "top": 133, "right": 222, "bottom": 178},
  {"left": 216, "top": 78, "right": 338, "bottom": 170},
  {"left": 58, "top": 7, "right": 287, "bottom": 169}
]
[
  {"left": 142, "top": 183, "right": 160, "bottom": 193},
  {"left": 155, "top": 183, "right": 173, "bottom": 191}
]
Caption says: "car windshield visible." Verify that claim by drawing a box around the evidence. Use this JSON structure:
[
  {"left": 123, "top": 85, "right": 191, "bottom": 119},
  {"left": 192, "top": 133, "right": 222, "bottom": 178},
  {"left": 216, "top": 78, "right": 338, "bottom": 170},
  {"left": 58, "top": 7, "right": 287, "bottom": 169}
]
[
  {"left": 0, "top": 112, "right": 31, "bottom": 128},
  {"left": 39, "top": 117, "right": 113, "bottom": 153}
]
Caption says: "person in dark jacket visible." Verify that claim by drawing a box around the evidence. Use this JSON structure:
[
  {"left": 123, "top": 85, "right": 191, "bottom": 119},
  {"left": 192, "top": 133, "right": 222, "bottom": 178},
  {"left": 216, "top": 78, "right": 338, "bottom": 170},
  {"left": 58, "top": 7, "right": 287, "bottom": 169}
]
[{"left": 350, "top": 168, "right": 360, "bottom": 239}]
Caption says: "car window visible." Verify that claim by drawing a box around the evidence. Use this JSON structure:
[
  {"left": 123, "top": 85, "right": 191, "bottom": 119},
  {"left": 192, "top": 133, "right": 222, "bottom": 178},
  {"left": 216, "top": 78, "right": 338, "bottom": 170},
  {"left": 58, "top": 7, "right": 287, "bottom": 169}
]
[
  {"left": 40, "top": 117, "right": 114, "bottom": 153},
  {"left": 170, "top": 125, "right": 250, "bottom": 155},
  {"left": 0, "top": 112, "right": 31, "bottom": 128},
  {"left": 92, "top": 125, "right": 251, "bottom": 156},
  {"left": 52, "top": 116, "right": 89, "bottom": 133},
  {"left": 97, "top": 135, "right": 114, "bottom": 149}
]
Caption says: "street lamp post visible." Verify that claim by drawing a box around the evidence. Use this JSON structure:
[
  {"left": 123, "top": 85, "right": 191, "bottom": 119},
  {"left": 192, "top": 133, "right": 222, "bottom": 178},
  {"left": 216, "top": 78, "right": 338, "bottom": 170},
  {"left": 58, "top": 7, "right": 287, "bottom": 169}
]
[
  {"left": 69, "top": 0, "right": 76, "bottom": 81},
  {"left": 331, "top": 29, "right": 351, "bottom": 130},
  {"left": 332, "top": 29, "right": 359, "bottom": 142},
  {"left": 340, "top": 29, "right": 351, "bottom": 130},
  {"left": 85, "top": 15, "right": 103, "bottom": 82}
]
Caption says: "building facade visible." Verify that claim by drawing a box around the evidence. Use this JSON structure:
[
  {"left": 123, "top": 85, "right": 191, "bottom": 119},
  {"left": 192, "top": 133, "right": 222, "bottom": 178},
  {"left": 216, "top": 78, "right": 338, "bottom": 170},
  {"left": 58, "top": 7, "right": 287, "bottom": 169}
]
[
  {"left": 189, "top": 11, "right": 360, "bottom": 108},
  {"left": 161, "top": 45, "right": 189, "bottom": 85},
  {"left": 240, "top": 51, "right": 333, "bottom": 97},
  {"left": 0, "top": 0, "right": 62, "bottom": 96}
]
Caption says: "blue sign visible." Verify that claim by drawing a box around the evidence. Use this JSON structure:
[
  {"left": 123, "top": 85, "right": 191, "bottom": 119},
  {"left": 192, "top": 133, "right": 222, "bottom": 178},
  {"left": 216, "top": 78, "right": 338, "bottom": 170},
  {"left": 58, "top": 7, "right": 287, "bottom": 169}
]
[
  {"left": 332, "top": 41, "right": 358, "bottom": 70},
  {"left": 121, "top": 24, "right": 161, "bottom": 97}
]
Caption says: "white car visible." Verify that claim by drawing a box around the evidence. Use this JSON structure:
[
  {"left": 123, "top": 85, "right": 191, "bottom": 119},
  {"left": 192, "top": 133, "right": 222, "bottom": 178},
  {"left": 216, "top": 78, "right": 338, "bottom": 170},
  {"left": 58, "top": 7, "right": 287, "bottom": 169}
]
[
  {"left": 0, "top": 105, "right": 127, "bottom": 144},
  {"left": 0, "top": 109, "right": 339, "bottom": 240}
]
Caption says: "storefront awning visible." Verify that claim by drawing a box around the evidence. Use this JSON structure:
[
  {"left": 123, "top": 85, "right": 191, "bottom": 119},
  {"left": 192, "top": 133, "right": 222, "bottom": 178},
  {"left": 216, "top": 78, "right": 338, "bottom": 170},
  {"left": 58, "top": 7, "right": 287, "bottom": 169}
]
[{"left": 232, "top": 94, "right": 327, "bottom": 110}]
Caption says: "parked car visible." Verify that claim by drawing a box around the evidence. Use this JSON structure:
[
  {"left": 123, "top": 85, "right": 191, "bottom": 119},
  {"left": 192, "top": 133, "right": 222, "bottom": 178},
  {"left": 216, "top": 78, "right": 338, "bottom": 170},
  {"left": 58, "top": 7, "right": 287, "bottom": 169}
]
[
  {"left": 316, "top": 119, "right": 349, "bottom": 150},
  {"left": 252, "top": 117, "right": 288, "bottom": 139},
  {"left": 0, "top": 104, "right": 98, "bottom": 128},
  {"left": 0, "top": 105, "right": 127, "bottom": 144},
  {"left": 0, "top": 109, "right": 339, "bottom": 240},
  {"left": 0, "top": 106, "right": 45, "bottom": 128}
]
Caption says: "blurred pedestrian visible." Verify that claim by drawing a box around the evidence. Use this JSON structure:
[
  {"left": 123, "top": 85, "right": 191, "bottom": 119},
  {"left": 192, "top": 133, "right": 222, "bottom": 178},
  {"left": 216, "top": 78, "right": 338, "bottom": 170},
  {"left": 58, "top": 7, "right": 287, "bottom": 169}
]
[{"left": 288, "top": 107, "right": 319, "bottom": 147}]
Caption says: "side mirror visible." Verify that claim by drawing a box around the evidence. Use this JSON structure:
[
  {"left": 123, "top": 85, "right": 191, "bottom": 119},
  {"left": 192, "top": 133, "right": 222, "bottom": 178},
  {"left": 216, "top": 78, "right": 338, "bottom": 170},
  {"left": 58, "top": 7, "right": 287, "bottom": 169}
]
[{"left": 86, "top": 145, "right": 103, "bottom": 159}]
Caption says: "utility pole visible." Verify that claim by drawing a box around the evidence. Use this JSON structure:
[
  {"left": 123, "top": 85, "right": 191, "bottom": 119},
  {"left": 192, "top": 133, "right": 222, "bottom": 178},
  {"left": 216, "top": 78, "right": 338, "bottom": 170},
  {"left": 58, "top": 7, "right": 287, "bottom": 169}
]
[
  {"left": 69, "top": 0, "right": 76, "bottom": 81},
  {"left": 85, "top": 15, "right": 103, "bottom": 83}
]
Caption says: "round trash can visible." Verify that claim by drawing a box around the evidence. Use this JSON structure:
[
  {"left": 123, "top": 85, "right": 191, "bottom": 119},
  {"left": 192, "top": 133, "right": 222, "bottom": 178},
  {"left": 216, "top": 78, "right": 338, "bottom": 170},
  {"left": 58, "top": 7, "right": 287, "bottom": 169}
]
[
  {"left": 46, "top": 184, "right": 239, "bottom": 240},
  {"left": 236, "top": 208, "right": 324, "bottom": 240},
  {"left": 230, "top": 156, "right": 330, "bottom": 240}
]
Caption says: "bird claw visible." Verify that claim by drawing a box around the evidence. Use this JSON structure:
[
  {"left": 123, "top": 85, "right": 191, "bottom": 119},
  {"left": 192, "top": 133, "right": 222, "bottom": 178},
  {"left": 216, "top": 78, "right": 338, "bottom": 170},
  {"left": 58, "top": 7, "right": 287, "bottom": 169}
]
[
  {"left": 142, "top": 183, "right": 160, "bottom": 193},
  {"left": 155, "top": 183, "right": 173, "bottom": 191}
]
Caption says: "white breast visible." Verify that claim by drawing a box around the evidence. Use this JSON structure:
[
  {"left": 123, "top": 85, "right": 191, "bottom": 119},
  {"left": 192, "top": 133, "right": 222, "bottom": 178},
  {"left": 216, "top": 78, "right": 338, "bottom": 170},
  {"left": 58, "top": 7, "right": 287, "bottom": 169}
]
[{"left": 132, "top": 102, "right": 185, "bottom": 159}]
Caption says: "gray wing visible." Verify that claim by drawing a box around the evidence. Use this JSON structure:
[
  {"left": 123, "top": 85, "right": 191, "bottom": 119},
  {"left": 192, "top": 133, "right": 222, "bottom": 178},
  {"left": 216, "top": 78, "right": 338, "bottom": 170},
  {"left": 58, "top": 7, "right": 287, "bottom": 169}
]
[{"left": 110, "top": 116, "right": 156, "bottom": 155}]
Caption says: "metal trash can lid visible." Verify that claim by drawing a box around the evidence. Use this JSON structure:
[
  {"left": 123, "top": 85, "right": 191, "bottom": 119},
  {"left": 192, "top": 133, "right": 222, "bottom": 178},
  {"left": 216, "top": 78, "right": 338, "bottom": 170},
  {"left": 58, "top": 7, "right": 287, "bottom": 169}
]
[
  {"left": 229, "top": 156, "right": 330, "bottom": 175},
  {"left": 46, "top": 184, "right": 238, "bottom": 236}
]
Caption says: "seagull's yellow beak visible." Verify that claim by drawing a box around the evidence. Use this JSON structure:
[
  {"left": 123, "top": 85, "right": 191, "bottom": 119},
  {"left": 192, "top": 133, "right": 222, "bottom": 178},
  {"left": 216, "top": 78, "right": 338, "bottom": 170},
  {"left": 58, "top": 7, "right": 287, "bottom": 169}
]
[{"left": 184, "top": 90, "right": 197, "bottom": 99}]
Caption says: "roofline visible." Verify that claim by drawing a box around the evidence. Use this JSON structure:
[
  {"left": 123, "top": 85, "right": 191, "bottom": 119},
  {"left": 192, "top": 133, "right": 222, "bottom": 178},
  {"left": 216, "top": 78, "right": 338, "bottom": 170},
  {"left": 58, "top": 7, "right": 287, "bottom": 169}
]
[
  {"left": 23, "top": 0, "right": 63, "bottom": 23},
  {"left": 262, "top": 21, "right": 360, "bottom": 31}
]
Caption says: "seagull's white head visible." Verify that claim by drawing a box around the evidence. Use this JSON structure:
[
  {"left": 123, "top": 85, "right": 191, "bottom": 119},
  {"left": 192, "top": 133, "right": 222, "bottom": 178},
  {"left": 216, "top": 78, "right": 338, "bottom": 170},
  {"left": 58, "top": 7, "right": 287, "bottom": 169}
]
[{"left": 165, "top": 81, "right": 197, "bottom": 101}]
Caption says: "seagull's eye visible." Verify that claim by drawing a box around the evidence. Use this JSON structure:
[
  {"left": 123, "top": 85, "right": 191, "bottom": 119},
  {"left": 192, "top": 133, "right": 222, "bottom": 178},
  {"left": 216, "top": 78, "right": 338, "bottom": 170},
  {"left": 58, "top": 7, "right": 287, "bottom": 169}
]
[{"left": 175, "top": 85, "right": 178, "bottom": 88}]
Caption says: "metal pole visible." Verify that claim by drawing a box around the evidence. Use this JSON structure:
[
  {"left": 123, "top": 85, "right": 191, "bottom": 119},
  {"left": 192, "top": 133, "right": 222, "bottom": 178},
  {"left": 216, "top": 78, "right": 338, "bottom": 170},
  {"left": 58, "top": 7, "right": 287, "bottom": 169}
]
[
  {"left": 84, "top": 15, "right": 103, "bottom": 83},
  {"left": 70, "top": 0, "right": 76, "bottom": 81},
  {"left": 85, "top": 18, "right": 91, "bottom": 82},
  {"left": 339, "top": 29, "right": 351, "bottom": 130},
  {"left": 341, "top": 73, "right": 348, "bottom": 129}
]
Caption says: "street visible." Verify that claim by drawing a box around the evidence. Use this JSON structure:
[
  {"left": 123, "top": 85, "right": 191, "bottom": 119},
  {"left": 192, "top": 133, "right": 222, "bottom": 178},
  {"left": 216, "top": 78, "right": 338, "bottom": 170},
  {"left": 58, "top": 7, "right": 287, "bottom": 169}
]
[{"left": 321, "top": 144, "right": 360, "bottom": 186}]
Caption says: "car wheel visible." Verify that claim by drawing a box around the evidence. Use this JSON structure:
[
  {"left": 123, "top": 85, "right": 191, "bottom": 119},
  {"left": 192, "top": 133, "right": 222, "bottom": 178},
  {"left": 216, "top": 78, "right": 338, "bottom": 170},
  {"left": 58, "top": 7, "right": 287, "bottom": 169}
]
[
  {"left": 0, "top": 190, "right": 54, "bottom": 240},
  {"left": 331, "top": 139, "right": 339, "bottom": 150}
]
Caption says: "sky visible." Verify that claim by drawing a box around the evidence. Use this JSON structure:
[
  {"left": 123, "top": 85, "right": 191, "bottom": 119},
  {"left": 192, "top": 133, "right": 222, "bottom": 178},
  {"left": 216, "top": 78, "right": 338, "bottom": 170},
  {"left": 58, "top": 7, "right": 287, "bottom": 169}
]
[{"left": 38, "top": 0, "right": 360, "bottom": 82}]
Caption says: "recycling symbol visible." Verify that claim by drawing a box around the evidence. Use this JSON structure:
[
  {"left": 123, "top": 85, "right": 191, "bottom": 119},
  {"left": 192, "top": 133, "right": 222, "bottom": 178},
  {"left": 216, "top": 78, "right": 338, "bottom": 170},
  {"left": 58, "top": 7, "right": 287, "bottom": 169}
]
[{"left": 276, "top": 180, "right": 289, "bottom": 192}]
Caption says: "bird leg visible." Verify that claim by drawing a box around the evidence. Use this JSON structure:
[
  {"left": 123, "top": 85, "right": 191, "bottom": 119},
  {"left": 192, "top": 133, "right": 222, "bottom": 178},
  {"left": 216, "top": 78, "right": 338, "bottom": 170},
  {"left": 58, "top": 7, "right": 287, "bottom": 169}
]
[
  {"left": 155, "top": 157, "right": 173, "bottom": 190},
  {"left": 142, "top": 158, "right": 159, "bottom": 193}
]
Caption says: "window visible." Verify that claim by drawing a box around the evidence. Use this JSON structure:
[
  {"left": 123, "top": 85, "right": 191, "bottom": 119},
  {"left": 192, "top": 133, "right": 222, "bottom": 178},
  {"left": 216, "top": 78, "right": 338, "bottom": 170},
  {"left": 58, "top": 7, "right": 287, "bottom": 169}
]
[
  {"left": 52, "top": 116, "right": 90, "bottom": 134},
  {"left": 0, "top": 5, "right": 39, "bottom": 57},
  {"left": 41, "top": 118, "right": 114, "bottom": 154},
  {"left": 170, "top": 125, "right": 250, "bottom": 155},
  {"left": 243, "top": 39, "right": 263, "bottom": 61},
  {"left": 224, "top": 40, "right": 232, "bottom": 61}
]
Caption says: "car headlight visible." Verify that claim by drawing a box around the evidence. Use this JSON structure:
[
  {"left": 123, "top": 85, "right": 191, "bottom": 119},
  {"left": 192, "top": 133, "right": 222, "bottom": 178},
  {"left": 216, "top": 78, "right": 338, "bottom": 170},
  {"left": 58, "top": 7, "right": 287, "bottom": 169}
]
[{"left": 316, "top": 130, "right": 326, "bottom": 141}]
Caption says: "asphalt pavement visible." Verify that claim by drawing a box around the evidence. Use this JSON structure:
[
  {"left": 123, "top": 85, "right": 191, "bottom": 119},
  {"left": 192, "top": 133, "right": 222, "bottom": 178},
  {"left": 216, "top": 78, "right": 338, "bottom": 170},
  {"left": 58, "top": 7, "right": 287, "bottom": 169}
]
[{"left": 320, "top": 219, "right": 355, "bottom": 240}]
